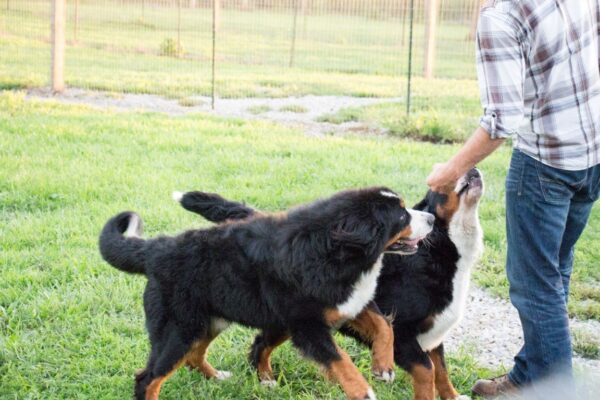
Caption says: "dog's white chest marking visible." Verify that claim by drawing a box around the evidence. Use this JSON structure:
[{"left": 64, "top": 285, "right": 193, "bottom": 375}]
[
  {"left": 417, "top": 206, "right": 483, "bottom": 352},
  {"left": 337, "top": 255, "right": 384, "bottom": 319}
]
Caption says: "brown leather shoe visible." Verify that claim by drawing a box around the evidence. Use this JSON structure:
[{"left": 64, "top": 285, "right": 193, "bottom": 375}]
[{"left": 471, "top": 374, "right": 520, "bottom": 398}]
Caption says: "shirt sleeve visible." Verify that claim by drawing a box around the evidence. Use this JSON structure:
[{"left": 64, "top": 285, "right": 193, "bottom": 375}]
[{"left": 476, "top": 7, "right": 525, "bottom": 139}]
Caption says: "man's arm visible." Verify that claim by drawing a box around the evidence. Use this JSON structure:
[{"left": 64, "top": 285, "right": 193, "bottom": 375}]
[
  {"left": 427, "top": 127, "right": 505, "bottom": 190},
  {"left": 426, "top": 5, "right": 524, "bottom": 190}
]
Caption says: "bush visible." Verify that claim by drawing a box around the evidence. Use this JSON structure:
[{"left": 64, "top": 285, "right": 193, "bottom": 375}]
[{"left": 159, "top": 38, "right": 183, "bottom": 58}]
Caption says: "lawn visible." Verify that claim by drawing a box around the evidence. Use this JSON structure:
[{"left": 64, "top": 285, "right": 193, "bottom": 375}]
[
  {"left": 1, "top": 93, "right": 598, "bottom": 398},
  {"left": 1, "top": 0, "right": 477, "bottom": 99}
]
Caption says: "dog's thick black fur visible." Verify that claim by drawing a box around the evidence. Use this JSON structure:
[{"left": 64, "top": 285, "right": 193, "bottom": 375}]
[
  {"left": 100, "top": 187, "right": 428, "bottom": 400},
  {"left": 178, "top": 169, "right": 484, "bottom": 400}
]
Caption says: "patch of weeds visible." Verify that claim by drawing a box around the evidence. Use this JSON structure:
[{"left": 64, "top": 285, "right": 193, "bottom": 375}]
[
  {"left": 247, "top": 104, "right": 271, "bottom": 115},
  {"left": 388, "top": 113, "right": 461, "bottom": 143},
  {"left": 159, "top": 38, "right": 184, "bottom": 58},
  {"left": 104, "top": 91, "right": 125, "bottom": 100},
  {"left": 178, "top": 97, "right": 204, "bottom": 107},
  {"left": 317, "top": 108, "right": 361, "bottom": 124},
  {"left": 573, "top": 329, "right": 600, "bottom": 359},
  {"left": 279, "top": 104, "right": 308, "bottom": 113},
  {"left": 318, "top": 106, "right": 461, "bottom": 143}
]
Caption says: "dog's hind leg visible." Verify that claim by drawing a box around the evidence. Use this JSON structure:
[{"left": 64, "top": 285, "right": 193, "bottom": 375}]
[
  {"left": 185, "top": 335, "right": 232, "bottom": 381},
  {"left": 290, "top": 320, "right": 375, "bottom": 400},
  {"left": 429, "top": 344, "right": 461, "bottom": 400},
  {"left": 134, "top": 328, "right": 193, "bottom": 400},
  {"left": 249, "top": 329, "right": 290, "bottom": 386}
]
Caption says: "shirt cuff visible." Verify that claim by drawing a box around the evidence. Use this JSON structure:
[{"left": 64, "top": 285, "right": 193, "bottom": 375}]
[{"left": 479, "top": 112, "right": 514, "bottom": 139}]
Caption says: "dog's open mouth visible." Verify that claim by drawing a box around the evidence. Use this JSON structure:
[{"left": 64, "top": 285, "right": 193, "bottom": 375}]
[{"left": 386, "top": 236, "right": 424, "bottom": 254}]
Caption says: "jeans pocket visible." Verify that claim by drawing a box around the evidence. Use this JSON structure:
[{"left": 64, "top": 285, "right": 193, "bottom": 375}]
[
  {"left": 534, "top": 162, "right": 572, "bottom": 205},
  {"left": 506, "top": 150, "right": 525, "bottom": 195}
]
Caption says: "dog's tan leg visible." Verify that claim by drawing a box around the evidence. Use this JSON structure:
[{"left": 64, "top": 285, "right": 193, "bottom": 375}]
[
  {"left": 430, "top": 344, "right": 460, "bottom": 399},
  {"left": 410, "top": 362, "right": 435, "bottom": 400},
  {"left": 145, "top": 360, "right": 184, "bottom": 400},
  {"left": 255, "top": 334, "right": 290, "bottom": 384},
  {"left": 345, "top": 306, "right": 395, "bottom": 382},
  {"left": 185, "top": 336, "right": 231, "bottom": 380},
  {"left": 325, "top": 344, "right": 375, "bottom": 400}
]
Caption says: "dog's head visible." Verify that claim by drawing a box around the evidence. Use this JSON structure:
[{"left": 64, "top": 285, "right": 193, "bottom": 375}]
[
  {"left": 413, "top": 168, "right": 484, "bottom": 227},
  {"left": 286, "top": 187, "right": 435, "bottom": 262}
]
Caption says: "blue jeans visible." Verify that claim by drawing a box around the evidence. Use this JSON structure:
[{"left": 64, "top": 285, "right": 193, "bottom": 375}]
[{"left": 505, "top": 150, "right": 600, "bottom": 393}]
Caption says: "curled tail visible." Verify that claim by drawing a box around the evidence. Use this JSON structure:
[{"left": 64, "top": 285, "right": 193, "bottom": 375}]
[
  {"left": 172, "top": 191, "right": 256, "bottom": 223},
  {"left": 99, "top": 211, "right": 146, "bottom": 274}
]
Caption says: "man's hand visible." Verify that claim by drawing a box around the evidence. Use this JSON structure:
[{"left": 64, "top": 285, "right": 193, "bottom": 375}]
[
  {"left": 425, "top": 127, "right": 505, "bottom": 191},
  {"left": 426, "top": 162, "right": 461, "bottom": 192}
]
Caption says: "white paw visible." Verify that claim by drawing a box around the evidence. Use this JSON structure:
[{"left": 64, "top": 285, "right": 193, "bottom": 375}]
[
  {"left": 172, "top": 191, "right": 184, "bottom": 202},
  {"left": 373, "top": 370, "right": 395, "bottom": 383},
  {"left": 365, "top": 387, "right": 377, "bottom": 400},
  {"left": 215, "top": 370, "right": 232, "bottom": 380},
  {"left": 454, "top": 395, "right": 471, "bottom": 400},
  {"left": 260, "top": 379, "right": 277, "bottom": 388}
]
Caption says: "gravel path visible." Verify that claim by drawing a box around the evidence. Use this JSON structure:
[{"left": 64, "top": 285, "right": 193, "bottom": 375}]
[
  {"left": 28, "top": 88, "right": 399, "bottom": 137},
  {"left": 25, "top": 88, "right": 600, "bottom": 376},
  {"left": 446, "top": 285, "right": 600, "bottom": 375}
]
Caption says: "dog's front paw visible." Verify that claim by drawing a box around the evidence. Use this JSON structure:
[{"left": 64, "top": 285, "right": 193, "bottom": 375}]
[
  {"left": 372, "top": 369, "right": 395, "bottom": 383},
  {"left": 364, "top": 387, "right": 377, "bottom": 400},
  {"left": 260, "top": 379, "right": 277, "bottom": 388},
  {"left": 453, "top": 396, "right": 471, "bottom": 400},
  {"left": 215, "top": 370, "right": 232, "bottom": 380}
]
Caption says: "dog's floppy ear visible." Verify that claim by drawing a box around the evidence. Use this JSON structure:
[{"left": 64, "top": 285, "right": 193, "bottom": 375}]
[
  {"left": 330, "top": 213, "right": 383, "bottom": 259},
  {"left": 413, "top": 195, "right": 429, "bottom": 211}
]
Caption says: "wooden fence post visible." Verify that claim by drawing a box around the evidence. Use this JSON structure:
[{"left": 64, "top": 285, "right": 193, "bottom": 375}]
[
  {"left": 423, "top": 0, "right": 439, "bottom": 79},
  {"left": 51, "top": 0, "right": 66, "bottom": 92},
  {"left": 177, "top": 0, "right": 181, "bottom": 54},
  {"left": 73, "top": 0, "right": 79, "bottom": 43},
  {"left": 214, "top": 0, "right": 221, "bottom": 32},
  {"left": 468, "top": 0, "right": 483, "bottom": 40}
]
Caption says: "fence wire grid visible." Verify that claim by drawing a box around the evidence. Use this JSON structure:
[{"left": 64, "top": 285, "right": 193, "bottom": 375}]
[{"left": 2, "top": 0, "right": 483, "bottom": 129}]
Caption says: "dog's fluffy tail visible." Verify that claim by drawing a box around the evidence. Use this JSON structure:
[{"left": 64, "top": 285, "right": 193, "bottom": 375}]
[
  {"left": 173, "top": 191, "right": 255, "bottom": 223},
  {"left": 99, "top": 211, "right": 146, "bottom": 275}
]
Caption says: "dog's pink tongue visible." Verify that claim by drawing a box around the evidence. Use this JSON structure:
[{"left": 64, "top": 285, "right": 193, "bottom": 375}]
[{"left": 403, "top": 237, "right": 422, "bottom": 247}]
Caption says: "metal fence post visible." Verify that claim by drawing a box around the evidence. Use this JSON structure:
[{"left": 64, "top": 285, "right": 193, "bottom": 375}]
[
  {"left": 211, "top": 0, "right": 217, "bottom": 109},
  {"left": 51, "top": 0, "right": 66, "bottom": 92},
  {"left": 406, "top": 0, "right": 415, "bottom": 116},
  {"left": 289, "top": 0, "right": 299, "bottom": 68}
]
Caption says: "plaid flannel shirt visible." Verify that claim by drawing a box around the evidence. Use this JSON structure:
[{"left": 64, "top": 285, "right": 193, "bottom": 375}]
[{"left": 476, "top": 0, "right": 600, "bottom": 170}]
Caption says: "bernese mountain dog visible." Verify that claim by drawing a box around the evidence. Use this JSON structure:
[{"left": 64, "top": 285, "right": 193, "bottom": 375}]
[
  {"left": 176, "top": 168, "right": 484, "bottom": 400},
  {"left": 99, "top": 187, "right": 435, "bottom": 400}
]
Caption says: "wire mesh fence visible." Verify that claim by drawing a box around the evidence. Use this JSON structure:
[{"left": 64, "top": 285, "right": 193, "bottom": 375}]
[{"left": 1, "top": 0, "right": 483, "bottom": 125}]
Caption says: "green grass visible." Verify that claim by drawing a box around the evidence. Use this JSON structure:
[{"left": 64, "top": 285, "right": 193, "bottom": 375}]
[
  {"left": 318, "top": 79, "right": 481, "bottom": 142},
  {"left": 0, "top": 0, "right": 477, "bottom": 99},
  {"left": 0, "top": 93, "right": 597, "bottom": 398},
  {"left": 178, "top": 97, "right": 204, "bottom": 107},
  {"left": 247, "top": 104, "right": 272, "bottom": 114},
  {"left": 279, "top": 104, "right": 309, "bottom": 113},
  {"left": 573, "top": 329, "right": 600, "bottom": 360}
]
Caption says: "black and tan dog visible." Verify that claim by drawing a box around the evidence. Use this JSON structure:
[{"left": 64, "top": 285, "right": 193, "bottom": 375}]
[
  {"left": 99, "top": 187, "right": 434, "bottom": 400},
  {"left": 176, "top": 168, "right": 484, "bottom": 400}
]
